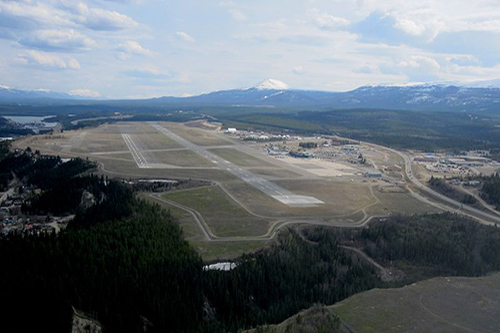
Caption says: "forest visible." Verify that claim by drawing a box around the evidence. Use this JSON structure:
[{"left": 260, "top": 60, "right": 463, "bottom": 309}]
[
  {"left": 303, "top": 213, "right": 500, "bottom": 281},
  {"left": 480, "top": 173, "right": 500, "bottom": 210},
  {"left": 216, "top": 108, "right": 500, "bottom": 152},
  {"left": 428, "top": 176, "right": 479, "bottom": 207}
]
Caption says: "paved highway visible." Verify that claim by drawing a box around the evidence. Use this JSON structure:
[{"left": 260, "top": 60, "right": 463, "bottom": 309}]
[{"left": 370, "top": 143, "right": 500, "bottom": 225}]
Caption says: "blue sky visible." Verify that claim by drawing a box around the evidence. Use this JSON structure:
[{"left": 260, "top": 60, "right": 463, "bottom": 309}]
[{"left": 1, "top": 0, "right": 500, "bottom": 98}]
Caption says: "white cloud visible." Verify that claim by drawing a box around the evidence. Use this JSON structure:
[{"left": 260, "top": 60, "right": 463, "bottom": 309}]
[
  {"left": 229, "top": 9, "right": 246, "bottom": 21},
  {"left": 398, "top": 55, "right": 441, "bottom": 71},
  {"left": 309, "top": 9, "right": 350, "bottom": 30},
  {"left": 82, "top": 8, "right": 139, "bottom": 31},
  {"left": 176, "top": 31, "right": 195, "bottom": 42},
  {"left": 393, "top": 17, "right": 426, "bottom": 36},
  {"left": 0, "top": 1, "right": 76, "bottom": 30},
  {"left": 116, "top": 40, "right": 152, "bottom": 59},
  {"left": 69, "top": 88, "right": 101, "bottom": 97},
  {"left": 19, "top": 50, "right": 81, "bottom": 70},
  {"left": 292, "top": 66, "right": 304, "bottom": 74},
  {"left": 219, "top": 1, "right": 235, "bottom": 8},
  {"left": 0, "top": 1, "right": 139, "bottom": 32},
  {"left": 20, "top": 29, "right": 97, "bottom": 51},
  {"left": 125, "top": 67, "right": 171, "bottom": 79}
]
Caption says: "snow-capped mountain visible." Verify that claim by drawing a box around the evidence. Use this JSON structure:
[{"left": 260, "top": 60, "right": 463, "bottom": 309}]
[
  {"left": 151, "top": 81, "right": 500, "bottom": 113},
  {"left": 253, "top": 79, "right": 290, "bottom": 90}
]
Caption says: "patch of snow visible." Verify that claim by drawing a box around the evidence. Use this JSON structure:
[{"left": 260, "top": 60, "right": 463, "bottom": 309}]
[
  {"left": 203, "top": 262, "right": 238, "bottom": 271},
  {"left": 269, "top": 91, "right": 285, "bottom": 97}
]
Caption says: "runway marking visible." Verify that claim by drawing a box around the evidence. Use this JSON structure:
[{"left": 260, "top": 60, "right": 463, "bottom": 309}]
[{"left": 122, "top": 134, "right": 150, "bottom": 169}]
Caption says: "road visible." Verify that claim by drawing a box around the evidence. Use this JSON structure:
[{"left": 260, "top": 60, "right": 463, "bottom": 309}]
[
  {"left": 460, "top": 184, "right": 500, "bottom": 217},
  {"left": 374, "top": 144, "right": 500, "bottom": 225},
  {"left": 148, "top": 192, "right": 387, "bottom": 242},
  {"left": 340, "top": 245, "right": 395, "bottom": 282}
]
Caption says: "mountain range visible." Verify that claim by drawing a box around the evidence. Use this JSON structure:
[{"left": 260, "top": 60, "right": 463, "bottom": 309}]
[{"left": 2, "top": 79, "right": 500, "bottom": 113}]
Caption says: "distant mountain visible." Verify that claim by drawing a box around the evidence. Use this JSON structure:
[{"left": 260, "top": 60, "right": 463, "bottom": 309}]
[
  {"left": 150, "top": 81, "right": 500, "bottom": 113},
  {"left": 2, "top": 80, "right": 500, "bottom": 113},
  {"left": 150, "top": 78, "right": 339, "bottom": 108},
  {"left": 0, "top": 85, "right": 73, "bottom": 103},
  {"left": 325, "top": 85, "right": 500, "bottom": 113}
]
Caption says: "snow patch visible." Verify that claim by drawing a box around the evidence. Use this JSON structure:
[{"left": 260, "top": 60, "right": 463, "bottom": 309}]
[{"left": 203, "top": 262, "right": 238, "bottom": 271}]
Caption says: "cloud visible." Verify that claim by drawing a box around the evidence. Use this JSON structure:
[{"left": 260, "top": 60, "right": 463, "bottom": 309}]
[
  {"left": 176, "top": 31, "right": 195, "bottom": 42},
  {"left": 69, "top": 88, "right": 101, "bottom": 98},
  {"left": 99, "top": 0, "right": 143, "bottom": 3},
  {"left": 428, "top": 31, "right": 500, "bottom": 66},
  {"left": 124, "top": 68, "right": 171, "bottom": 79},
  {"left": 380, "top": 55, "right": 442, "bottom": 81},
  {"left": 278, "top": 35, "right": 330, "bottom": 47},
  {"left": 229, "top": 9, "right": 246, "bottom": 21},
  {"left": 116, "top": 40, "right": 152, "bottom": 59},
  {"left": 20, "top": 29, "right": 96, "bottom": 52},
  {"left": 309, "top": 9, "right": 350, "bottom": 30},
  {"left": 446, "top": 54, "right": 480, "bottom": 67},
  {"left": 398, "top": 55, "right": 441, "bottom": 71},
  {"left": 292, "top": 66, "right": 304, "bottom": 74},
  {"left": 19, "top": 50, "right": 81, "bottom": 70},
  {"left": 0, "top": 1, "right": 75, "bottom": 31},
  {"left": 219, "top": 1, "right": 235, "bottom": 7},
  {"left": 0, "top": 1, "right": 139, "bottom": 32},
  {"left": 82, "top": 8, "right": 139, "bottom": 31}
]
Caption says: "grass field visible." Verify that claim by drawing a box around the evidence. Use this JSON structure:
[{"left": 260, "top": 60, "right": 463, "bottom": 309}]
[
  {"left": 366, "top": 186, "right": 441, "bottom": 215},
  {"left": 162, "top": 186, "right": 272, "bottom": 237},
  {"left": 276, "top": 179, "right": 374, "bottom": 216},
  {"left": 94, "top": 156, "right": 236, "bottom": 181},
  {"left": 196, "top": 241, "right": 270, "bottom": 262},
  {"left": 331, "top": 273, "right": 500, "bottom": 332},
  {"left": 129, "top": 125, "right": 184, "bottom": 150},
  {"left": 75, "top": 130, "right": 129, "bottom": 153},
  {"left": 219, "top": 179, "right": 374, "bottom": 221}
]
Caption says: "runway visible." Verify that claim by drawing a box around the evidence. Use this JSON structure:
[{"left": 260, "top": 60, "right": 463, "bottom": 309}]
[
  {"left": 121, "top": 133, "right": 150, "bottom": 169},
  {"left": 149, "top": 123, "right": 323, "bottom": 207}
]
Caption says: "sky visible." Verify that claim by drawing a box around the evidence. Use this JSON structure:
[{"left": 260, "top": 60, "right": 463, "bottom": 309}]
[{"left": 1, "top": 0, "right": 500, "bottom": 98}]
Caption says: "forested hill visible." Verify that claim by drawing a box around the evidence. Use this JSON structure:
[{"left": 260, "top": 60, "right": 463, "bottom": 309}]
[
  {"left": 1, "top": 197, "right": 204, "bottom": 332},
  {"left": 3, "top": 84, "right": 500, "bottom": 114}
]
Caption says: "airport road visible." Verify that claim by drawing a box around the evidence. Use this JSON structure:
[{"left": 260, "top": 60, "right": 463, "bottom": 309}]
[
  {"left": 149, "top": 122, "right": 323, "bottom": 207},
  {"left": 149, "top": 192, "right": 387, "bottom": 242},
  {"left": 400, "top": 152, "right": 500, "bottom": 225}
]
